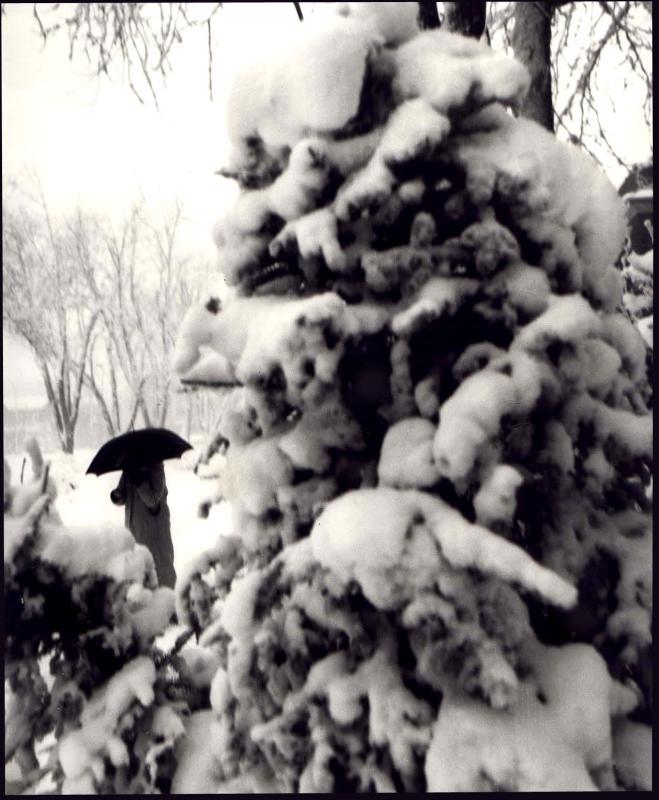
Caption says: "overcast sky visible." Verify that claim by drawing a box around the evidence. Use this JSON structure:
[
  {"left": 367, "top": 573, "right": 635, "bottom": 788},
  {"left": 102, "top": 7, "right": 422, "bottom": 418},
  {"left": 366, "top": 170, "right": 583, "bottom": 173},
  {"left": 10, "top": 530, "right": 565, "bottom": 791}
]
[{"left": 2, "top": 2, "right": 652, "bottom": 410}]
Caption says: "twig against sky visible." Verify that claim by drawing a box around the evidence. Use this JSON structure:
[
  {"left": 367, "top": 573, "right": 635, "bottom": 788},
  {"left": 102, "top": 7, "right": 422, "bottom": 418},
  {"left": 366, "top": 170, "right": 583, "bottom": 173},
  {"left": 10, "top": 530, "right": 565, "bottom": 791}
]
[{"left": 31, "top": 3, "right": 223, "bottom": 107}]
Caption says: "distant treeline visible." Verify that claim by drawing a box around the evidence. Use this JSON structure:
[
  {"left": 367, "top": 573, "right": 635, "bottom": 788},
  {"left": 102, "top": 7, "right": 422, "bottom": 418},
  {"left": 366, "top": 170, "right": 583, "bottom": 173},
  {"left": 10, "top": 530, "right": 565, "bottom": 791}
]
[{"left": 3, "top": 390, "right": 219, "bottom": 455}]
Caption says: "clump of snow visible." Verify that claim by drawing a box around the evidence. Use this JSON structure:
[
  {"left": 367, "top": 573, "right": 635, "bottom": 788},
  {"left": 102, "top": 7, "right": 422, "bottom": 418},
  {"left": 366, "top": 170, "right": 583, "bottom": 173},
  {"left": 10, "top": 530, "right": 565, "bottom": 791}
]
[
  {"left": 331, "top": 2, "right": 419, "bottom": 46},
  {"left": 433, "top": 353, "right": 545, "bottom": 482},
  {"left": 273, "top": 207, "right": 346, "bottom": 271},
  {"left": 393, "top": 277, "right": 479, "bottom": 335},
  {"left": 179, "top": 350, "right": 236, "bottom": 386},
  {"left": 38, "top": 518, "right": 153, "bottom": 582},
  {"left": 58, "top": 657, "right": 156, "bottom": 788},
  {"left": 334, "top": 100, "right": 451, "bottom": 222},
  {"left": 474, "top": 465, "right": 524, "bottom": 527},
  {"left": 311, "top": 488, "right": 577, "bottom": 610},
  {"left": 169, "top": 711, "right": 222, "bottom": 794},
  {"left": 4, "top": 493, "right": 51, "bottom": 563},
  {"left": 600, "top": 312, "right": 648, "bottom": 383},
  {"left": 379, "top": 98, "right": 451, "bottom": 166},
  {"left": 394, "top": 30, "right": 530, "bottom": 114},
  {"left": 425, "top": 642, "right": 616, "bottom": 791},
  {"left": 377, "top": 417, "right": 439, "bottom": 488},
  {"left": 636, "top": 314, "right": 653, "bottom": 348},
  {"left": 220, "top": 435, "right": 293, "bottom": 518},
  {"left": 226, "top": 15, "right": 379, "bottom": 156},
  {"left": 291, "top": 636, "right": 432, "bottom": 780},
  {"left": 490, "top": 263, "right": 551, "bottom": 318},
  {"left": 513, "top": 294, "right": 602, "bottom": 352},
  {"left": 220, "top": 569, "right": 264, "bottom": 639},
  {"left": 131, "top": 587, "right": 176, "bottom": 647},
  {"left": 173, "top": 295, "right": 284, "bottom": 375},
  {"left": 454, "top": 113, "right": 626, "bottom": 310},
  {"left": 612, "top": 719, "right": 652, "bottom": 790}
]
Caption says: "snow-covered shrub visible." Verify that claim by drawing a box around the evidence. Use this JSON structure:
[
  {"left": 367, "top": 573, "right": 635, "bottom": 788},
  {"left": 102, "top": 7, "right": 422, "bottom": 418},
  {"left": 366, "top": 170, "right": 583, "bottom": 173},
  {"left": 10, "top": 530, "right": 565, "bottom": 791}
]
[
  {"left": 169, "top": 3, "right": 650, "bottom": 792},
  {"left": 620, "top": 182, "right": 653, "bottom": 352},
  {"left": 3, "top": 448, "right": 198, "bottom": 794}
]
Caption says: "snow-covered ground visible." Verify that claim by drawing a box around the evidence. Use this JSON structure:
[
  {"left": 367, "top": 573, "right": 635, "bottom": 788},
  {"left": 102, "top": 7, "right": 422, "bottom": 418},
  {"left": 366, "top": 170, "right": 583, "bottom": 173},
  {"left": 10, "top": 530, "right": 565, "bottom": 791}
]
[{"left": 5, "top": 447, "right": 231, "bottom": 580}]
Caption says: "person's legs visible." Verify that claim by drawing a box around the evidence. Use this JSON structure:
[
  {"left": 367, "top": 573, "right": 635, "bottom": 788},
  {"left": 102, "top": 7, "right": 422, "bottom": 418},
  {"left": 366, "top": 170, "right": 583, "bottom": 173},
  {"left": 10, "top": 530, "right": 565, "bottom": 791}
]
[{"left": 154, "top": 530, "right": 177, "bottom": 589}]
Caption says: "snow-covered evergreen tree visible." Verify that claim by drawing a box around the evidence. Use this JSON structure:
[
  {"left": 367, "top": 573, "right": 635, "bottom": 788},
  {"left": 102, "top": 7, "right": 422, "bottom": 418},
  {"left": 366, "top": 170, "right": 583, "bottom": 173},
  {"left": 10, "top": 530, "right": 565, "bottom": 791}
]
[
  {"left": 171, "top": 3, "right": 652, "bottom": 792},
  {"left": 4, "top": 446, "right": 197, "bottom": 794}
]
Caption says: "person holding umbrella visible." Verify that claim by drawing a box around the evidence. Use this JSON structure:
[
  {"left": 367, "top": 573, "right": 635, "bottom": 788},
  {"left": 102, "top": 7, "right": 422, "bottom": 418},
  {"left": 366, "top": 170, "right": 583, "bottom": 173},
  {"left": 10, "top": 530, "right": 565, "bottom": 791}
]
[
  {"left": 87, "top": 428, "right": 192, "bottom": 590},
  {"left": 110, "top": 461, "right": 176, "bottom": 588}
]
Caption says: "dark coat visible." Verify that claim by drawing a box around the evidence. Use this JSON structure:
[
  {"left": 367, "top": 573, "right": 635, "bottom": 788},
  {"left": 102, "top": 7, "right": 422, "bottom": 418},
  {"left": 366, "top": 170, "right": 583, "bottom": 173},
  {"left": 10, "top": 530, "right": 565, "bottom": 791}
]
[{"left": 111, "top": 462, "right": 176, "bottom": 588}]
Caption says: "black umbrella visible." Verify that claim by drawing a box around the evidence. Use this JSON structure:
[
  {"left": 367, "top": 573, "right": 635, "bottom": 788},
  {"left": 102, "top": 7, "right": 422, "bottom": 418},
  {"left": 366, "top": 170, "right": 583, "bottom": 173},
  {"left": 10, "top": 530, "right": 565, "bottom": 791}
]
[{"left": 86, "top": 428, "right": 193, "bottom": 476}]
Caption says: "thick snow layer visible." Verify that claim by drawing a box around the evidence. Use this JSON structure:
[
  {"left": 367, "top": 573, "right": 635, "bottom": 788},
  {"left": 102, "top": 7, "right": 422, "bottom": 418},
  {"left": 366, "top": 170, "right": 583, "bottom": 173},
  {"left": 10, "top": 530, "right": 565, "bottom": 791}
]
[
  {"left": 7, "top": 477, "right": 58, "bottom": 520},
  {"left": 273, "top": 207, "right": 346, "bottom": 271},
  {"left": 562, "top": 393, "right": 652, "bottom": 458},
  {"left": 311, "top": 488, "right": 577, "bottom": 610},
  {"left": 333, "top": 100, "right": 450, "bottom": 223},
  {"left": 58, "top": 657, "right": 156, "bottom": 782},
  {"left": 600, "top": 313, "right": 648, "bottom": 383},
  {"left": 38, "top": 519, "right": 153, "bottom": 582},
  {"left": 169, "top": 711, "right": 220, "bottom": 794},
  {"left": 392, "top": 277, "right": 479, "bottom": 336},
  {"left": 131, "top": 587, "right": 176, "bottom": 648},
  {"left": 236, "top": 292, "right": 347, "bottom": 383},
  {"left": 330, "top": 2, "right": 419, "bottom": 46},
  {"left": 219, "top": 435, "right": 293, "bottom": 517},
  {"left": 628, "top": 249, "right": 653, "bottom": 278},
  {"left": 394, "top": 30, "right": 530, "bottom": 114},
  {"left": 454, "top": 113, "right": 626, "bottom": 309},
  {"left": 4, "top": 494, "right": 51, "bottom": 563},
  {"left": 226, "top": 15, "right": 377, "bottom": 153},
  {"left": 425, "top": 642, "right": 614, "bottom": 791},
  {"left": 175, "top": 292, "right": 352, "bottom": 393},
  {"left": 527, "top": 642, "right": 613, "bottom": 769},
  {"left": 220, "top": 568, "right": 264, "bottom": 639},
  {"left": 637, "top": 314, "right": 653, "bottom": 348},
  {"left": 178, "top": 350, "right": 236, "bottom": 386},
  {"left": 300, "top": 129, "right": 383, "bottom": 178},
  {"left": 173, "top": 296, "right": 285, "bottom": 375},
  {"left": 379, "top": 98, "right": 451, "bottom": 165},
  {"left": 474, "top": 465, "right": 524, "bottom": 527},
  {"left": 425, "top": 686, "right": 594, "bottom": 790},
  {"left": 291, "top": 638, "right": 432, "bottom": 779},
  {"left": 491, "top": 263, "right": 551, "bottom": 318},
  {"left": 514, "top": 294, "right": 602, "bottom": 352},
  {"left": 268, "top": 139, "right": 335, "bottom": 221},
  {"left": 433, "top": 353, "right": 545, "bottom": 482},
  {"left": 377, "top": 417, "right": 439, "bottom": 488},
  {"left": 612, "top": 719, "right": 652, "bottom": 790}
]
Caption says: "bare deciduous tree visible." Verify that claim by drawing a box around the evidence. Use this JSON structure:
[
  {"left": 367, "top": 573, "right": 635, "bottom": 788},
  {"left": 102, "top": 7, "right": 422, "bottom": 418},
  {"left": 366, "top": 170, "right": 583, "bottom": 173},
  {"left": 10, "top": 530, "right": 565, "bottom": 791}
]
[
  {"left": 488, "top": 1, "right": 651, "bottom": 171},
  {"left": 3, "top": 183, "right": 99, "bottom": 453},
  {"left": 72, "top": 200, "right": 202, "bottom": 433}
]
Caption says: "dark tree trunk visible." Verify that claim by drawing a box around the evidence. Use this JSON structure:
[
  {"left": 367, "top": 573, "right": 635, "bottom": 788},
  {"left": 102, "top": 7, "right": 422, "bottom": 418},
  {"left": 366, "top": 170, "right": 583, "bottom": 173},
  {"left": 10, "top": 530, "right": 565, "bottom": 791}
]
[
  {"left": 62, "top": 428, "right": 75, "bottom": 454},
  {"left": 443, "top": 1, "right": 487, "bottom": 38},
  {"left": 417, "top": 1, "right": 440, "bottom": 30},
  {"left": 512, "top": 1, "right": 555, "bottom": 131}
]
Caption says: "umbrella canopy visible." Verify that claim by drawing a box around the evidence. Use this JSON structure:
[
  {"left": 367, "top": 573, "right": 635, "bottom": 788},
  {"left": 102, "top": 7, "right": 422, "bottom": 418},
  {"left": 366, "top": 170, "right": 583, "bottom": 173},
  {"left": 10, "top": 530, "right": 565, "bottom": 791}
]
[{"left": 86, "top": 428, "right": 193, "bottom": 476}]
